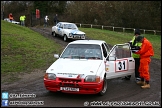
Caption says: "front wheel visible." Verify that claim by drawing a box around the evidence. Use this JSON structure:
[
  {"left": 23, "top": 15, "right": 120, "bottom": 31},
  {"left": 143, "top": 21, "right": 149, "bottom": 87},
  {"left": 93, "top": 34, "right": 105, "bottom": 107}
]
[
  {"left": 63, "top": 35, "right": 68, "bottom": 42},
  {"left": 98, "top": 77, "right": 107, "bottom": 96}
]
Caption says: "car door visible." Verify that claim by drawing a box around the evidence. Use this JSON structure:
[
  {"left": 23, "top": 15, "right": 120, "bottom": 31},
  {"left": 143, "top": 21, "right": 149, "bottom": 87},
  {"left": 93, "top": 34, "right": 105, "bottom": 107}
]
[
  {"left": 55, "top": 23, "right": 62, "bottom": 36},
  {"left": 54, "top": 23, "right": 60, "bottom": 34},
  {"left": 58, "top": 23, "right": 64, "bottom": 36},
  {"left": 105, "top": 43, "right": 135, "bottom": 79}
]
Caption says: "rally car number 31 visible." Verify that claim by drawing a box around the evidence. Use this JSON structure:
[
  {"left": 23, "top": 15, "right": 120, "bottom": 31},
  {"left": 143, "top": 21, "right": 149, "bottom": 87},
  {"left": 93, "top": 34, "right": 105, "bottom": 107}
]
[{"left": 44, "top": 40, "right": 135, "bottom": 96}]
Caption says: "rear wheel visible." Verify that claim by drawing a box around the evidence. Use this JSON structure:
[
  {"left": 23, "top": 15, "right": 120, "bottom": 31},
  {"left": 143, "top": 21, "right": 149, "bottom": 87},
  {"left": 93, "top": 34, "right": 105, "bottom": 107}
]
[
  {"left": 98, "top": 76, "right": 107, "bottom": 96},
  {"left": 124, "top": 75, "right": 131, "bottom": 80},
  {"left": 52, "top": 31, "right": 57, "bottom": 37}
]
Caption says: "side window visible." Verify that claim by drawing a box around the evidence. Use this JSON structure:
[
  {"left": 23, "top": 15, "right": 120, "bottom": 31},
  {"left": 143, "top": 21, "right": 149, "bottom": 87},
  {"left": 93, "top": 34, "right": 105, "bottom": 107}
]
[
  {"left": 102, "top": 44, "right": 107, "bottom": 58},
  {"left": 59, "top": 24, "right": 63, "bottom": 28},
  {"left": 115, "top": 45, "right": 131, "bottom": 59},
  {"left": 56, "top": 23, "right": 60, "bottom": 27}
]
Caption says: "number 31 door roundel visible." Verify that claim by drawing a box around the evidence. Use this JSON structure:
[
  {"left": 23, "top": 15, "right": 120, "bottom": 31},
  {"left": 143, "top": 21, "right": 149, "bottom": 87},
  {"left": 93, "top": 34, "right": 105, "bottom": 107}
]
[{"left": 115, "top": 59, "right": 128, "bottom": 72}]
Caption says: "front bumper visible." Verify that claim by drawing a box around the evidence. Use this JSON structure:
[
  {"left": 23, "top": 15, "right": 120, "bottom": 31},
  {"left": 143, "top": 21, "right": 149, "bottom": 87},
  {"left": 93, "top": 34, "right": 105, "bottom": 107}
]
[{"left": 44, "top": 78, "right": 103, "bottom": 94}]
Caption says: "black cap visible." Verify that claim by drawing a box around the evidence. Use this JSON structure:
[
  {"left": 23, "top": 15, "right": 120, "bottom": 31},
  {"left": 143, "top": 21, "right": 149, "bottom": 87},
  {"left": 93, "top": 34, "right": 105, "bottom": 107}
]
[
  {"left": 134, "top": 29, "right": 141, "bottom": 35},
  {"left": 136, "top": 36, "right": 144, "bottom": 42}
]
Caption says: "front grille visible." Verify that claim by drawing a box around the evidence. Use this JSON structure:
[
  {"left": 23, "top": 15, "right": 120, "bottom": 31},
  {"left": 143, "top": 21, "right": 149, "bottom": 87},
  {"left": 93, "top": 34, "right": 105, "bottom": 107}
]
[
  {"left": 73, "top": 35, "right": 80, "bottom": 39},
  {"left": 73, "top": 34, "right": 81, "bottom": 36},
  {"left": 59, "top": 78, "right": 81, "bottom": 87}
]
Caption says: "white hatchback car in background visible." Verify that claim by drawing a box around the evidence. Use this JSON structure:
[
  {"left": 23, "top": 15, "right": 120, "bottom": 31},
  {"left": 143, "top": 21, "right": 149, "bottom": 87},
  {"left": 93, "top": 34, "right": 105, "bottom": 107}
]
[
  {"left": 4, "top": 18, "right": 20, "bottom": 25},
  {"left": 51, "top": 22, "right": 86, "bottom": 42},
  {"left": 44, "top": 40, "right": 135, "bottom": 96}
]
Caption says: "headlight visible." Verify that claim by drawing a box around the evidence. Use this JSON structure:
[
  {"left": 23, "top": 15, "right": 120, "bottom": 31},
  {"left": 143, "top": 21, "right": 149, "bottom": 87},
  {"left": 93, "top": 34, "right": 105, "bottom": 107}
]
[
  {"left": 84, "top": 75, "right": 101, "bottom": 82},
  {"left": 44, "top": 73, "right": 56, "bottom": 80},
  {"left": 81, "top": 34, "right": 85, "bottom": 38},
  {"left": 81, "top": 34, "right": 85, "bottom": 37},
  {"left": 69, "top": 33, "right": 72, "bottom": 36}
]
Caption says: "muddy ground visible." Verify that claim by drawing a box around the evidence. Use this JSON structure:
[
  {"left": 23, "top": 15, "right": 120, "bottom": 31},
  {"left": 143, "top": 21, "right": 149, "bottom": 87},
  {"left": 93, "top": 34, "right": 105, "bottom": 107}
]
[{"left": 1, "top": 27, "right": 161, "bottom": 107}]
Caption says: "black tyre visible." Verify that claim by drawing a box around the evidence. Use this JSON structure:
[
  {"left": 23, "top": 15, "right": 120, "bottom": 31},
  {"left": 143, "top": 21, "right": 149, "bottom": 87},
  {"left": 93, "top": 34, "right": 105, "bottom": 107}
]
[
  {"left": 64, "top": 35, "right": 68, "bottom": 42},
  {"left": 54, "top": 32, "right": 57, "bottom": 37},
  {"left": 124, "top": 75, "right": 131, "bottom": 80},
  {"left": 98, "top": 77, "right": 107, "bottom": 96}
]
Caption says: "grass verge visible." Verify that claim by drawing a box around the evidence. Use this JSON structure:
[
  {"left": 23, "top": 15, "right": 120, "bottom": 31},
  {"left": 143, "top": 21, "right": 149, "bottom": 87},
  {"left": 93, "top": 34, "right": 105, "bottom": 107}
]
[{"left": 1, "top": 20, "right": 62, "bottom": 76}]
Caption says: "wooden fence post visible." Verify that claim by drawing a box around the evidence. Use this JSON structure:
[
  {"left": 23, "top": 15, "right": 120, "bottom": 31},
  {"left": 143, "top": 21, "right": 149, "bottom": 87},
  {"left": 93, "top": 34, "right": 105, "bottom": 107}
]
[
  {"left": 80, "top": 24, "right": 81, "bottom": 28},
  {"left": 123, "top": 28, "right": 125, "bottom": 32},
  {"left": 143, "top": 30, "right": 145, "bottom": 34},
  {"left": 102, "top": 25, "right": 103, "bottom": 30},
  {"left": 154, "top": 30, "right": 156, "bottom": 35},
  {"left": 91, "top": 24, "right": 92, "bottom": 28},
  {"left": 133, "top": 29, "right": 135, "bottom": 34},
  {"left": 113, "top": 27, "right": 114, "bottom": 31}
]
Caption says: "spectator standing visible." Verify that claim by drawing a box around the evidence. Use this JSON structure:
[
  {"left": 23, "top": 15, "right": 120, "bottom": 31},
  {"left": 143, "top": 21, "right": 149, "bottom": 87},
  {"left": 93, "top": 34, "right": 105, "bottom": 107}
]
[
  {"left": 9, "top": 13, "right": 13, "bottom": 22},
  {"left": 133, "top": 36, "right": 154, "bottom": 89},
  {"left": 44, "top": 15, "right": 49, "bottom": 28},
  {"left": 20, "top": 15, "right": 26, "bottom": 26},
  {"left": 54, "top": 14, "right": 58, "bottom": 25},
  {"left": 131, "top": 29, "right": 142, "bottom": 83},
  {"left": 124, "top": 29, "right": 142, "bottom": 81}
]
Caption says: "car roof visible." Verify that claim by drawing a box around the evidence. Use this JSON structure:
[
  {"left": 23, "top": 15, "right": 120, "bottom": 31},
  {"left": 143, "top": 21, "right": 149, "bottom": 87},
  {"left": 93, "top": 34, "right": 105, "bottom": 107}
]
[
  {"left": 4, "top": 18, "right": 16, "bottom": 21},
  {"left": 59, "top": 22, "right": 75, "bottom": 24},
  {"left": 68, "top": 40, "right": 106, "bottom": 45}
]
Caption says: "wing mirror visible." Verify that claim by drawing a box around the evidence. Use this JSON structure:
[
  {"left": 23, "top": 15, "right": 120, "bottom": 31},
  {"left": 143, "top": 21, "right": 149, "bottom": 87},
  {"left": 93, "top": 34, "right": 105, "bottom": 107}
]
[{"left": 54, "top": 54, "right": 59, "bottom": 58}]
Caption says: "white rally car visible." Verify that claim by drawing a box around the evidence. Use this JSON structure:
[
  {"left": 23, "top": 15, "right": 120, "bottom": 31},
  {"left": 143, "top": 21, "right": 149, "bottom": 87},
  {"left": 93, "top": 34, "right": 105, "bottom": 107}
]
[
  {"left": 51, "top": 22, "right": 86, "bottom": 42},
  {"left": 44, "top": 40, "right": 135, "bottom": 96},
  {"left": 4, "top": 18, "right": 20, "bottom": 25}
]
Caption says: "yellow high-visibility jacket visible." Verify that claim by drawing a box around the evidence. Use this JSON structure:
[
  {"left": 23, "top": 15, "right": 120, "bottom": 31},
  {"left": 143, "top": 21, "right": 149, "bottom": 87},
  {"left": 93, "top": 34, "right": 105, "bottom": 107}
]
[{"left": 131, "top": 36, "right": 142, "bottom": 58}]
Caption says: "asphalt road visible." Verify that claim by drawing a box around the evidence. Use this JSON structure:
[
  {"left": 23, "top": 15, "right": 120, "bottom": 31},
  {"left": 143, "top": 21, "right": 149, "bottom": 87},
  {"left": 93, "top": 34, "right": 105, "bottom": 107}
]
[{"left": 1, "top": 27, "right": 161, "bottom": 107}]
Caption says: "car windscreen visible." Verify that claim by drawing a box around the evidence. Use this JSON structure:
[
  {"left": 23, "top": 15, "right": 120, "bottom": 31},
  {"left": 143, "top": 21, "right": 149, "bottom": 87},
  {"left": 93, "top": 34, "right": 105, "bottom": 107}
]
[
  {"left": 60, "top": 44, "right": 102, "bottom": 60},
  {"left": 64, "top": 24, "right": 77, "bottom": 29}
]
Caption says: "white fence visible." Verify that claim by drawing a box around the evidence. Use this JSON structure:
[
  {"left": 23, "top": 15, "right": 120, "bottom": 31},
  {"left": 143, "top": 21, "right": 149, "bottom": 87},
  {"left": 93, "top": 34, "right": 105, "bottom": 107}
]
[{"left": 75, "top": 23, "right": 161, "bottom": 35}]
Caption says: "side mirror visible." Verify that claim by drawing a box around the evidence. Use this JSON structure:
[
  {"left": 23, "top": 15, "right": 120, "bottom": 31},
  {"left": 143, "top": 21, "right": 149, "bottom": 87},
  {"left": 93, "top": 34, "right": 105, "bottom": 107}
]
[{"left": 54, "top": 54, "right": 59, "bottom": 58}]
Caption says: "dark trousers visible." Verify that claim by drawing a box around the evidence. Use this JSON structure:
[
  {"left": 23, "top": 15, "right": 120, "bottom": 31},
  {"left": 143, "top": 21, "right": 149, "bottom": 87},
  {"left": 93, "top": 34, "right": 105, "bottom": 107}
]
[
  {"left": 134, "top": 58, "right": 140, "bottom": 78},
  {"left": 54, "top": 21, "right": 58, "bottom": 26},
  {"left": 44, "top": 21, "right": 48, "bottom": 27}
]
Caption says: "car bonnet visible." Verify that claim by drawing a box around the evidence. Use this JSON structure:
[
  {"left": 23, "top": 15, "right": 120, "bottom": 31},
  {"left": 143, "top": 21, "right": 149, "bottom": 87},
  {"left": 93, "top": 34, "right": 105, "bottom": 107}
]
[
  {"left": 46, "top": 59, "right": 103, "bottom": 78},
  {"left": 64, "top": 29, "right": 85, "bottom": 34}
]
